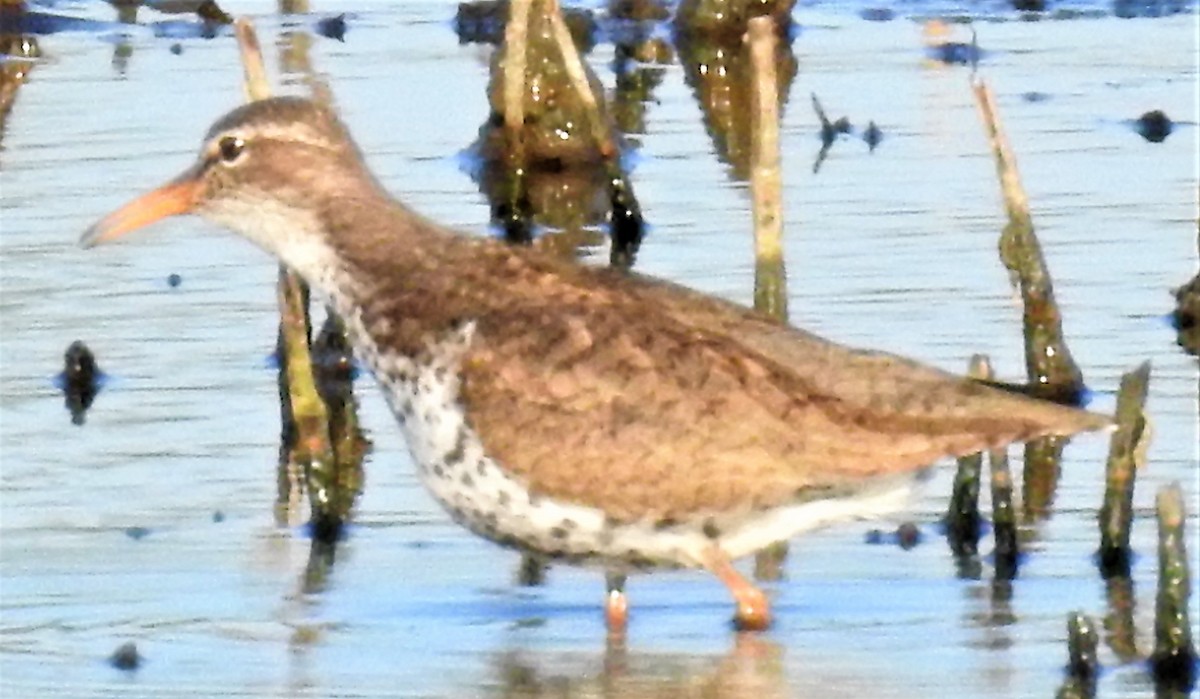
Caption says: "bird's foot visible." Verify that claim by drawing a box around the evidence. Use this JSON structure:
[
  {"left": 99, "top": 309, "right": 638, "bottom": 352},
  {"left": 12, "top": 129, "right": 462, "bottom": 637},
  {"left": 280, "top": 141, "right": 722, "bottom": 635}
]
[{"left": 704, "top": 546, "right": 773, "bottom": 632}]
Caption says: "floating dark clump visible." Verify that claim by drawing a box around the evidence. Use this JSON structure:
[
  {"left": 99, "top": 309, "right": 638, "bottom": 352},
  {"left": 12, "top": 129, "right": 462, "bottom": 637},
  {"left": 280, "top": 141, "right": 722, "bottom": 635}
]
[
  {"left": 896, "top": 522, "right": 921, "bottom": 550},
  {"left": 864, "top": 522, "right": 923, "bottom": 548},
  {"left": 1013, "top": 0, "right": 1047, "bottom": 11},
  {"left": 108, "top": 641, "right": 141, "bottom": 671},
  {"left": 167, "top": 272, "right": 182, "bottom": 287},
  {"left": 169, "top": 43, "right": 183, "bottom": 55},
  {"left": 315, "top": 14, "right": 346, "bottom": 42},
  {"left": 863, "top": 120, "right": 882, "bottom": 151},
  {"left": 57, "top": 340, "right": 102, "bottom": 426},
  {"left": 859, "top": 7, "right": 895, "bottom": 21},
  {"left": 124, "top": 526, "right": 151, "bottom": 541},
  {"left": 923, "top": 22, "right": 982, "bottom": 67},
  {"left": 1135, "top": 110, "right": 1173, "bottom": 143}
]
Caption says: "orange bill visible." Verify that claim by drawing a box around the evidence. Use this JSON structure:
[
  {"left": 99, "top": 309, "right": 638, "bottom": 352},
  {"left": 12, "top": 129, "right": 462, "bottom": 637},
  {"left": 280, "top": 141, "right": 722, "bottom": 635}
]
[{"left": 80, "top": 170, "right": 204, "bottom": 248}]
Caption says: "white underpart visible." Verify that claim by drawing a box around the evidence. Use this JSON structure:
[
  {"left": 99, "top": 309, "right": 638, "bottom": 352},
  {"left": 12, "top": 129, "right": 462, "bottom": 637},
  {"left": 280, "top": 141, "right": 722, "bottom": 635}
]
[{"left": 207, "top": 200, "right": 926, "bottom": 569}]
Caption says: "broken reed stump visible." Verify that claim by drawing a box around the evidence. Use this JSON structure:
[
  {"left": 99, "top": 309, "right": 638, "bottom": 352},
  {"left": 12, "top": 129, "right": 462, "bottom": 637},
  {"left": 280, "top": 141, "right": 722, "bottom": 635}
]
[
  {"left": 971, "top": 77, "right": 1084, "bottom": 404},
  {"left": 1055, "top": 612, "right": 1099, "bottom": 699},
  {"left": 236, "top": 18, "right": 356, "bottom": 541},
  {"left": 746, "top": 16, "right": 789, "bottom": 582},
  {"left": 542, "top": 0, "right": 643, "bottom": 267},
  {"left": 947, "top": 355, "right": 989, "bottom": 559},
  {"left": 747, "top": 16, "right": 787, "bottom": 322},
  {"left": 1097, "top": 361, "right": 1151, "bottom": 577},
  {"left": 1150, "top": 483, "right": 1197, "bottom": 693},
  {"left": 494, "top": 0, "right": 644, "bottom": 266}
]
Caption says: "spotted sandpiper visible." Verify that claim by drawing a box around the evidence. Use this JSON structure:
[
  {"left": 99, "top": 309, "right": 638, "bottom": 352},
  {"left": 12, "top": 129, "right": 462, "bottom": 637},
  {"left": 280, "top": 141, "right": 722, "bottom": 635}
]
[{"left": 82, "top": 96, "right": 1111, "bottom": 631}]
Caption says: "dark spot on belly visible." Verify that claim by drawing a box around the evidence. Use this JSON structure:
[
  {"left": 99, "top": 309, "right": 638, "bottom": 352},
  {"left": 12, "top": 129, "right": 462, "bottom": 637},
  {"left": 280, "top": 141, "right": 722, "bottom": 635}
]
[
  {"left": 433, "top": 463, "right": 445, "bottom": 478},
  {"left": 528, "top": 492, "right": 542, "bottom": 506},
  {"left": 498, "top": 491, "right": 511, "bottom": 508},
  {"left": 461, "top": 472, "right": 474, "bottom": 487},
  {"left": 702, "top": 519, "right": 721, "bottom": 539},
  {"left": 550, "top": 526, "right": 569, "bottom": 540},
  {"left": 654, "top": 517, "right": 678, "bottom": 531},
  {"left": 794, "top": 484, "right": 839, "bottom": 503},
  {"left": 444, "top": 429, "right": 468, "bottom": 466},
  {"left": 624, "top": 551, "right": 657, "bottom": 569},
  {"left": 476, "top": 460, "right": 489, "bottom": 476},
  {"left": 560, "top": 518, "right": 577, "bottom": 530}
]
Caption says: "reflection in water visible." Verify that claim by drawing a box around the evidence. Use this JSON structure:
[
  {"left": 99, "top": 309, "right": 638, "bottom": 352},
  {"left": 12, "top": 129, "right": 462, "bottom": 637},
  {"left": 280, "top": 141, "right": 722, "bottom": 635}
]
[
  {"left": 1105, "top": 574, "right": 1140, "bottom": 663},
  {"left": 809, "top": 93, "right": 853, "bottom": 174},
  {"left": 487, "top": 635, "right": 789, "bottom": 699},
  {"left": 676, "top": 28, "right": 797, "bottom": 182}
]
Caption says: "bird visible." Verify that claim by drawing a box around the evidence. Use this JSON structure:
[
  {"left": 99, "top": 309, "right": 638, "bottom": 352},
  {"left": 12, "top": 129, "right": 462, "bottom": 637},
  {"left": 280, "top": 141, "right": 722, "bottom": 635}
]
[{"left": 82, "top": 96, "right": 1112, "bottom": 632}]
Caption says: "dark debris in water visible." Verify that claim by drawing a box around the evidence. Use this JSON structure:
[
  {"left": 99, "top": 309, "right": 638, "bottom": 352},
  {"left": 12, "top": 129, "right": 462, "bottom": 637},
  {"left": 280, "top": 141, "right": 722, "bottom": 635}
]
[
  {"left": 108, "top": 641, "right": 141, "bottom": 671},
  {"left": 1134, "top": 109, "right": 1173, "bottom": 143},
  {"left": 859, "top": 7, "right": 896, "bottom": 21},
  {"left": 124, "top": 526, "right": 151, "bottom": 541},
  {"left": 57, "top": 340, "right": 102, "bottom": 426},
  {"left": 863, "top": 120, "right": 883, "bottom": 151},
  {"left": 315, "top": 14, "right": 347, "bottom": 42},
  {"left": 865, "top": 522, "right": 923, "bottom": 549}
]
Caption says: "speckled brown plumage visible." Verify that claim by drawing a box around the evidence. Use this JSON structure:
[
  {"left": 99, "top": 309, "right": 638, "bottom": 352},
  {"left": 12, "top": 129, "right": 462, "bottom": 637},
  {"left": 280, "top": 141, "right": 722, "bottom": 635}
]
[
  {"left": 325, "top": 201, "right": 1107, "bottom": 524},
  {"left": 83, "top": 96, "right": 1114, "bottom": 630}
]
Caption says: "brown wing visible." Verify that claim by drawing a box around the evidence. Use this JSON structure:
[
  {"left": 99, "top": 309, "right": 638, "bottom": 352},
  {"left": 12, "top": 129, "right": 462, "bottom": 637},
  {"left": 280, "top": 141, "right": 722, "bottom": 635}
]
[{"left": 354, "top": 234, "right": 1110, "bottom": 523}]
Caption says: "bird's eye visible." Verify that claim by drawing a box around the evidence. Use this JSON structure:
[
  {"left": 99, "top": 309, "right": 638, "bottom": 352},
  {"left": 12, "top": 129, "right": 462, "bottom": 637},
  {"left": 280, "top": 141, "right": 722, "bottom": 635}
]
[{"left": 217, "top": 136, "right": 246, "bottom": 164}]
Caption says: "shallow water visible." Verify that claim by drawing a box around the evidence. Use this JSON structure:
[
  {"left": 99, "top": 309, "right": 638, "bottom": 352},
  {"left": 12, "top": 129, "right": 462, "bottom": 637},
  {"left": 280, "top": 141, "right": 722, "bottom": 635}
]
[{"left": 1, "top": 1, "right": 1197, "bottom": 697}]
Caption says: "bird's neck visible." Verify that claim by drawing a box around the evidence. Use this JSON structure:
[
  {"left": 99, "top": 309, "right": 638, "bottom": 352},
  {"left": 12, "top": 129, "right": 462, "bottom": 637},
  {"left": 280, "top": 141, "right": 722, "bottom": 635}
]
[{"left": 272, "top": 185, "right": 456, "bottom": 325}]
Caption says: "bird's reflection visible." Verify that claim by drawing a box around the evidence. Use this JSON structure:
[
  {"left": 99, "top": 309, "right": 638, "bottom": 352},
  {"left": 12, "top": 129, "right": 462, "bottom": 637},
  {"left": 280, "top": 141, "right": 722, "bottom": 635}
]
[{"left": 488, "top": 633, "right": 789, "bottom": 699}]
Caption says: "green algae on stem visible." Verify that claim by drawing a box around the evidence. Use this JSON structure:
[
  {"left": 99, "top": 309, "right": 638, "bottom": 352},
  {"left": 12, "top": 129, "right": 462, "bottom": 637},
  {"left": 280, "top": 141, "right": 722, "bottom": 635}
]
[
  {"left": 1097, "top": 361, "right": 1151, "bottom": 578},
  {"left": 1150, "top": 482, "right": 1197, "bottom": 693},
  {"left": 971, "top": 77, "right": 1084, "bottom": 404}
]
